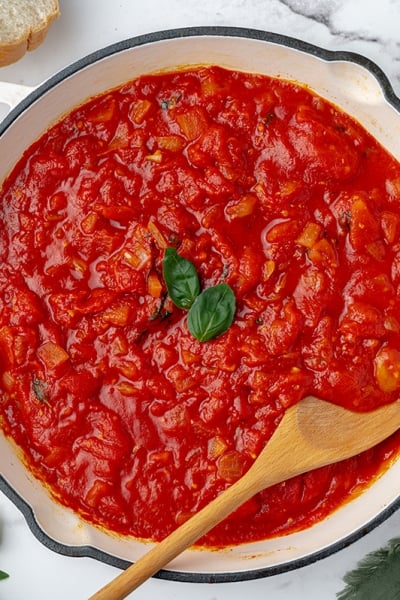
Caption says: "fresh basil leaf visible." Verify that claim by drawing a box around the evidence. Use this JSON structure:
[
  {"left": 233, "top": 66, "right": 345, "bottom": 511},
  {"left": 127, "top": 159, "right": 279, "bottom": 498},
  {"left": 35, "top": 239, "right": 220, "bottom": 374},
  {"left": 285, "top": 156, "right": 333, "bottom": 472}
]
[
  {"left": 0, "top": 570, "right": 9, "bottom": 581},
  {"left": 337, "top": 537, "right": 400, "bottom": 600},
  {"left": 187, "top": 283, "right": 235, "bottom": 342},
  {"left": 163, "top": 247, "right": 200, "bottom": 309}
]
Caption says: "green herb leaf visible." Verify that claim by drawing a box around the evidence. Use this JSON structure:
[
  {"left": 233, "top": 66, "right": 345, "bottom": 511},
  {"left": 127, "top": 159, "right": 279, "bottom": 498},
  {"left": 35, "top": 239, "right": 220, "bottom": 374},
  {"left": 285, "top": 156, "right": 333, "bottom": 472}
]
[
  {"left": 163, "top": 247, "right": 200, "bottom": 309},
  {"left": 0, "top": 570, "right": 9, "bottom": 581},
  {"left": 162, "top": 248, "right": 236, "bottom": 341},
  {"left": 337, "top": 537, "right": 400, "bottom": 600},
  {"left": 32, "top": 376, "right": 49, "bottom": 403},
  {"left": 187, "top": 283, "right": 235, "bottom": 342}
]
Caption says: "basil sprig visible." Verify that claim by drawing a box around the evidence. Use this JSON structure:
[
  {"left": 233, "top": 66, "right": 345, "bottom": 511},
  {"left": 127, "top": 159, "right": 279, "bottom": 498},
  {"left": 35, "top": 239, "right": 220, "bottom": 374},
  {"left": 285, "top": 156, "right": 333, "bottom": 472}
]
[
  {"left": 337, "top": 537, "right": 400, "bottom": 600},
  {"left": 163, "top": 248, "right": 236, "bottom": 342},
  {"left": 0, "top": 570, "right": 9, "bottom": 581}
]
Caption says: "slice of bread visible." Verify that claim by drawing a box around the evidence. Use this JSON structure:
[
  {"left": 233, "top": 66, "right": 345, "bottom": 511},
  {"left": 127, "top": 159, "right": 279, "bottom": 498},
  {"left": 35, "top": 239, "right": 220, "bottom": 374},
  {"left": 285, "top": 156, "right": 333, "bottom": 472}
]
[{"left": 0, "top": 0, "right": 60, "bottom": 67}]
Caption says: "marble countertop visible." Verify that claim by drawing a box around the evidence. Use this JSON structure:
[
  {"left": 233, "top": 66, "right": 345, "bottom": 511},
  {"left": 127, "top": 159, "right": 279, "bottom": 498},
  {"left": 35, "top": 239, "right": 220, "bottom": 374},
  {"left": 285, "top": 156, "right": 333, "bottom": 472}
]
[{"left": 1, "top": 1, "right": 400, "bottom": 598}]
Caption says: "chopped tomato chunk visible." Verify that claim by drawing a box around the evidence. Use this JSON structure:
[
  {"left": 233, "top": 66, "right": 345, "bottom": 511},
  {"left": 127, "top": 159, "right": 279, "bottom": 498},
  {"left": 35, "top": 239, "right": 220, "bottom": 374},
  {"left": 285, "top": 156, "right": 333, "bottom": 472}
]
[
  {"left": 217, "top": 450, "right": 247, "bottom": 483},
  {"left": 37, "top": 341, "right": 70, "bottom": 370}
]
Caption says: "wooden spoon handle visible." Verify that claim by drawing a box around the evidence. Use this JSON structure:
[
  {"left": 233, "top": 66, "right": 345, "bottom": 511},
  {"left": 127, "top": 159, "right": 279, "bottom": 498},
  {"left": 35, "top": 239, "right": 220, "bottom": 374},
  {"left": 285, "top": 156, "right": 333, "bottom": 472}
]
[
  {"left": 89, "top": 473, "right": 259, "bottom": 600},
  {"left": 89, "top": 403, "right": 304, "bottom": 600}
]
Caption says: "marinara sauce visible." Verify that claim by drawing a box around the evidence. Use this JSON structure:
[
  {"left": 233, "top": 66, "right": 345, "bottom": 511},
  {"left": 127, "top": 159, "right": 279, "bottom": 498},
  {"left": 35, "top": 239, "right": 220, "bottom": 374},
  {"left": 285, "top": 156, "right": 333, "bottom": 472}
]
[{"left": 1, "top": 66, "right": 400, "bottom": 546}]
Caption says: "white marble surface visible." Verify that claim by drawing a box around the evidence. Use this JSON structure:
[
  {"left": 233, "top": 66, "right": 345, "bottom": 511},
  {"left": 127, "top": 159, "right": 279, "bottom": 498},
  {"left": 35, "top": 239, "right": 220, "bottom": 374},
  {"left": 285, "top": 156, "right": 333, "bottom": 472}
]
[{"left": 1, "top": 1, "right": 400, "bottom": 598}]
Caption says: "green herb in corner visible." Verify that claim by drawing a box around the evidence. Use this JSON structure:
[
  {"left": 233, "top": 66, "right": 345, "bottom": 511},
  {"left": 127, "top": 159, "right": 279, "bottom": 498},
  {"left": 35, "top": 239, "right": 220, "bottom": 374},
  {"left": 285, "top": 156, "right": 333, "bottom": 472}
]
[
  {"left": 187, "top": 283, "right": 235, "bottom": 342},
  {"left": 163, "top": 247, "right": 200, "bottom": 309},
  {"left": 0, "top": 570, "right": 9, "bottom": 581},
  {"left": 162, "top": 248, "right": 236, "bottom": 342},
  {"left": 337, "top": 537, "right": 400, "bottom": 600}
]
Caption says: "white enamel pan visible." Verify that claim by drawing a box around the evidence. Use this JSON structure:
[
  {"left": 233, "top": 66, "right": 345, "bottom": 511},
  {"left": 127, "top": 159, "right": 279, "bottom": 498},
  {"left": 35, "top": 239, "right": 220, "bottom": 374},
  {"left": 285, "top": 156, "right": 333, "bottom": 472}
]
[{"left": 1, "top": 27, "right": 400, "bottom": 583}]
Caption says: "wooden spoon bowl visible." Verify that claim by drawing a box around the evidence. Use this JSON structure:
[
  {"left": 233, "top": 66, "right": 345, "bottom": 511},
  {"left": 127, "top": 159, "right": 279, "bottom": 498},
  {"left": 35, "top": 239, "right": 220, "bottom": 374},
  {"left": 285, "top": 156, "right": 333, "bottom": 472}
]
[{"left": 90, "top": 396, "right": 400, "bottom": 600}]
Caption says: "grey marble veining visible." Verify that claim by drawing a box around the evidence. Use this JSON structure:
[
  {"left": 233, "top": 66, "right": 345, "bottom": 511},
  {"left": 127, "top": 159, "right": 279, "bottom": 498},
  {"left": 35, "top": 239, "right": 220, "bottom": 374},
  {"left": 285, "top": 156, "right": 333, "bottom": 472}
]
[{"left": 280, "top": 0, "right": 400, "bottom": 91}]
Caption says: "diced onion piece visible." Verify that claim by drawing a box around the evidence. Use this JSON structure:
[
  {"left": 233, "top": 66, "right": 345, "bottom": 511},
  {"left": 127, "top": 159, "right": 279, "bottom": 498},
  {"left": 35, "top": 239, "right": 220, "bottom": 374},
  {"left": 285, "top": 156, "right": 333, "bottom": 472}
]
[
  {"left": 296, "top": 222, "right": 322, "bottom": 248},
  {"left": 201, "top": 75, "right": 221, "bottom": 96},
  {"left": 106, "top": 122, "right": 130, "bottom": 152},
  {"left": 130, "top": 99, "right": 153, "bottom": 124},
  {"left": 263, "top": 259, "right": 275, "bottom": 281},
  {"left": 226, "top": 194, "right": 257, "bottom": 219},
  {"left": 266, "top": 219, "right": 299, "bottom": 243},
  {"left": 117, "top": 382, "right": 140, "bottom": 396},
  {"left": 0, "top": 326, "right": 16, "bottom": 366},
  {"left": 81, "top": 212, "right": 99, "bottom": 234},
  {"left": 2, "top": 371, "right": 15, "bottom": 392},
  {"left": 152, "top": 343, "right": 178, "bottom": 369},
  {"left": 167, "top": 364, "right": 196, "bottom": 392},
  {"left": 385, "top": 177, "right": 400, "bottom": 199},
  {"left": 217, "top": 450, "right": 246, "bottom": 483},
  {"left": 181, "top": 349, "right": 200, "bottom": 365},
  {"left": 69, "top": 256, "right": 88, "bottom": 276},
  {"left": 349, "top": 196, "right": 380, "bottom": 251},
  {"left": 156, "top": 135, "right": 185, "bottom": 152},
  {"left": 147, "top": 271, "right": 163, "bottom": 298},
  {"left": 308, "top": 238, "right": 337, "bottom": 268},
  {"left": 381, "top": 211, "right": 400, "bottom": 244},
  {"left": 37, "top": 341, "right": 69, "bottom": 370},
  {"left": 87, "top": 97, "right": 116, "bottom": 123},
  {"left": 384, "top": 315, "right": 400, "bottom": 333},
  {"left": 123, "top": 243, "right": 151, "bottom": 270},
  {"left": 366, "top": 241, "right": 386, "bottom": 261},
  {"left": 148, "top": 450, "right": 171, "bottom": 465},
  {"left": 146, "top": 149, "right": 163, "bottom": 163},
  {"left": 147, "top": 220, "right": 167, "bottom": 249},
  {"left": 112, "top": 334, "right": 129, "bottom": 356},
  {"left": 208, "top": 436, "right": 228, "bottom": 460},
  {"left": 118, "top": 360, "right": 139, "bottom": 380},
  {"left": 176, "top": 108, "right": 208, "bottom": 141},
  {"left": 278, "top": 180, "right": 301, "bottom": 196},
  {"left": 375, "top": 347, "right": 400, "bottom": 392},
  {"left": 102, "top": 304, "right": 131, "bottom": 326}
]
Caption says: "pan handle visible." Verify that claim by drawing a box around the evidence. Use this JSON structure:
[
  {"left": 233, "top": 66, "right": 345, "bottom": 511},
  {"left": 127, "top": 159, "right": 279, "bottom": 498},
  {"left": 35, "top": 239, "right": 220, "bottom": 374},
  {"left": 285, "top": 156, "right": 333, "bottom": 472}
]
[{"left": 0, "top": 81, "right": 35, "bottom": 120}]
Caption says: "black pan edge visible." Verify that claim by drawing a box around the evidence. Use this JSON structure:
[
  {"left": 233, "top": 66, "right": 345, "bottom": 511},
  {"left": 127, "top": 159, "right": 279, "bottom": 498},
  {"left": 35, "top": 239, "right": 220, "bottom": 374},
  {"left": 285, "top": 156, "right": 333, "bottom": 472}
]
[{"left": 1, "top": 26, "right": 400, "bottom": 135}]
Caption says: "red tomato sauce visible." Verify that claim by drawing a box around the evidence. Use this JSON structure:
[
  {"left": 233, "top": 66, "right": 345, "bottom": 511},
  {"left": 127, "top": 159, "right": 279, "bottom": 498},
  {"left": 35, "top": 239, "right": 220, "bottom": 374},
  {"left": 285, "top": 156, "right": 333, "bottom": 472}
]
[{"left": 1, "top": 66, "right": 400, "bottom": 546}]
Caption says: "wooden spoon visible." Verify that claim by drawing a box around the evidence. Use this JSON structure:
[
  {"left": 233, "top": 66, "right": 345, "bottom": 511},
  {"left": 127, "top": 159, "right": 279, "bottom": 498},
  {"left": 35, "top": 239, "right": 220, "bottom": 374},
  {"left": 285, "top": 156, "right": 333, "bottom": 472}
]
[{"left": 89, "top": 395, "right": 400, "bottom": 600}]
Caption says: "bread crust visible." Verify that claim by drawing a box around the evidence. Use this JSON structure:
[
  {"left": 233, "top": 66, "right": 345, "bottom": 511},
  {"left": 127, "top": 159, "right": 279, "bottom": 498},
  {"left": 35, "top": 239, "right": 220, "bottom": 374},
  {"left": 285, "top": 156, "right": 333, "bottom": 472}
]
[{"left": 0, "top": 1, "right": 60, "bottom": 67}]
